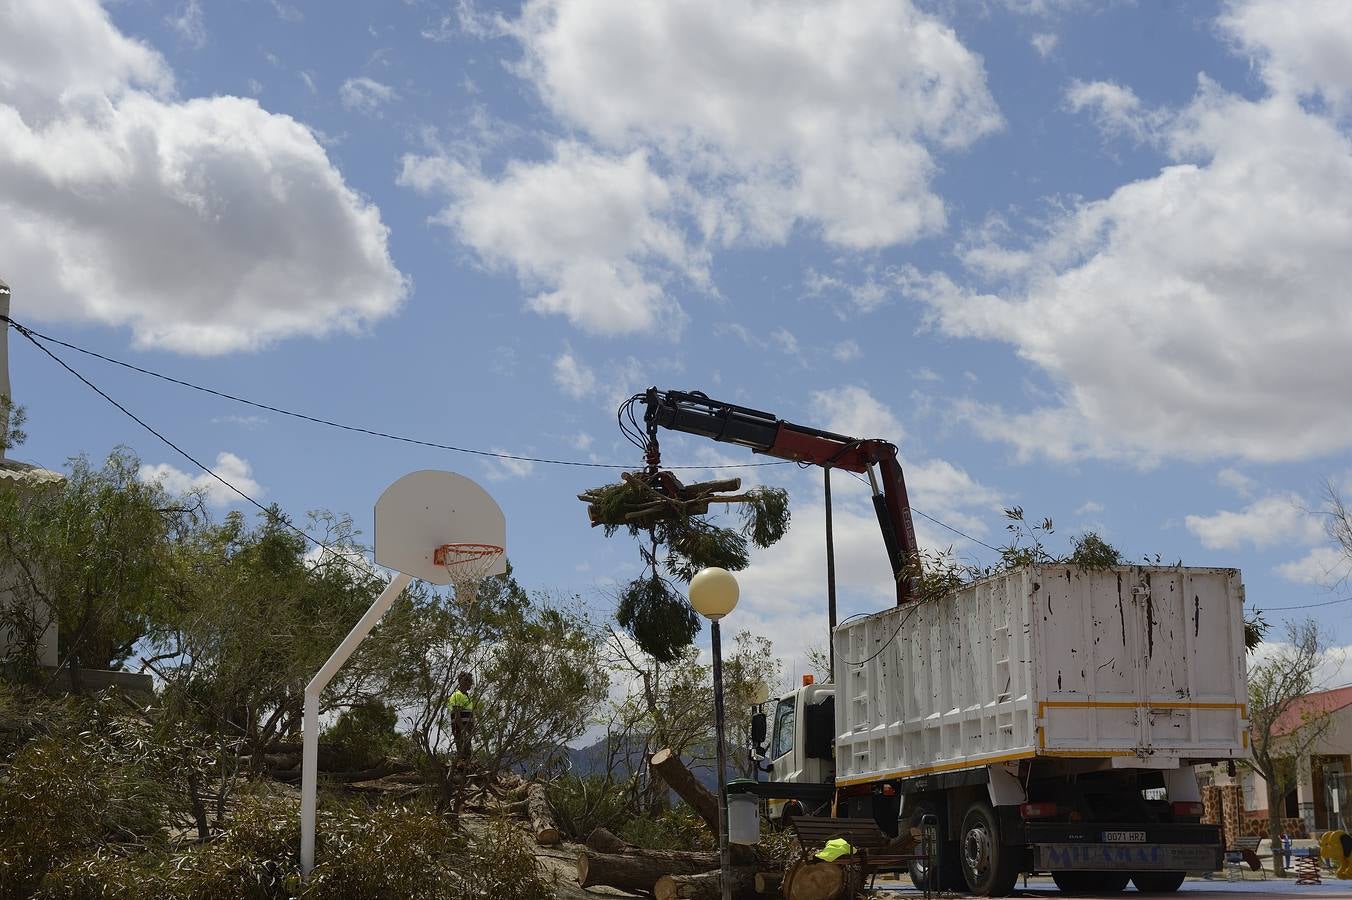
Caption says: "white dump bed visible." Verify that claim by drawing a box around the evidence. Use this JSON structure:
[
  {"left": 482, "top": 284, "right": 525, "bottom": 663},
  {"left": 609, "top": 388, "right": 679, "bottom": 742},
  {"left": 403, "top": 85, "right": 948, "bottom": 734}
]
[{"left": 833, "top": 565, "right": 1248, "bottom": 786}]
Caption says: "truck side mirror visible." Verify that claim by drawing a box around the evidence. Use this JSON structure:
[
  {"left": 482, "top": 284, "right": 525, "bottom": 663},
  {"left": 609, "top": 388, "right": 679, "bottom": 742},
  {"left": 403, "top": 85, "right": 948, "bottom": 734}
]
[{"left": 750, "top": 711, "right": 767, "bottom": 752}]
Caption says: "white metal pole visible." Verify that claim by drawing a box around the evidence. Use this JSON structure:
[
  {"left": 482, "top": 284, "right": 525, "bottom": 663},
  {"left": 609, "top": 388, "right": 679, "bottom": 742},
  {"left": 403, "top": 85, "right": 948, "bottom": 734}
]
[{"left": 300, "top": 570, "right": 412, "bottom": 877}]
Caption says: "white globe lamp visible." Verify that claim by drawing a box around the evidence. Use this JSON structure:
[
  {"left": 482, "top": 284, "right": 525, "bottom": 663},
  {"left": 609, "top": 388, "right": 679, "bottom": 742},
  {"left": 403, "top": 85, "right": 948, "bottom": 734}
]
[
  {"left": 689, "top": 566, "right": 742, "bottom": 900},
  {"left": 688, "top": 566, "right": 739, "bottom": 621}
]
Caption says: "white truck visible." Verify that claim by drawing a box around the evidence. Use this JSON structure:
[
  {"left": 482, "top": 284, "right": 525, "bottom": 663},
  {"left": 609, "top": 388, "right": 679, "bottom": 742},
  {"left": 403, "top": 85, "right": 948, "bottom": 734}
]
[
  {"left": 754, "top": 564, "right": 1249, "bottom": 896},
  {"left": 626, "top": 389, "right": 1249, "bottom": 896}
]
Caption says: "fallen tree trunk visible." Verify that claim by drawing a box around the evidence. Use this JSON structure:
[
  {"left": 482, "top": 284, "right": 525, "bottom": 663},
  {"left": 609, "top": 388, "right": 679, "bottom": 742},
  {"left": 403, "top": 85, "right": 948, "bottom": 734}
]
[
  {"left": 649, "top": 748, "right": 720, "bottom": 834},
  {"left": 585, "top": 826, "right": 631, "bottom": 854},
  {"left": 576, "top": 849, "right": 717, "bottom": 892},
  {"left": 650, "top": 748, "right": 760, "bottom": 866},
  {"left": 654, "top": 868, "right": 757, "bottom": 900},
  {"left": 528, "top": 782, "right": 561, "bottom": 846}
]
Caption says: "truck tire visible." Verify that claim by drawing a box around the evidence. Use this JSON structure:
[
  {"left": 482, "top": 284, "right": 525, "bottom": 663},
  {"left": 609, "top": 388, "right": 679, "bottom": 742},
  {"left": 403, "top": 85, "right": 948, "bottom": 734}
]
[
  {"left": 906, "top": 803, "right": 964, "bottom": 891},
  {"left": 1131, "top": 871, "right": 1186, "bottom": 893},
  {"left": 959, "top": 800, "right": 1021, "bottom": 897},
  {"left": 1051, "top": 871, "right": 1130, "bottom": 893}
]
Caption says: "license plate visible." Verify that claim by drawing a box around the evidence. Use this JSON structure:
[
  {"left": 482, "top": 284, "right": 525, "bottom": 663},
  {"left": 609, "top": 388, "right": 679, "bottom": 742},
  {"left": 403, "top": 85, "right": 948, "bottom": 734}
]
[{"left": 1103, "top": 831, "right": 1146, "bottom": 842}]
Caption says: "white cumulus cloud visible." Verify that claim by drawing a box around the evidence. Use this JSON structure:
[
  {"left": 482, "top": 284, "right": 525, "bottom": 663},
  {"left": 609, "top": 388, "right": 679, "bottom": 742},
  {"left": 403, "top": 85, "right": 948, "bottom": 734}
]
[
  {"left": 809, "top": 385, "right": 906, "bottom": 443},
  {"left": 400, "top": 144, "right": 698, "bottom": 334},
  {"left": 410, "top": 0, "right": 1000, "bottom": 335},
  {"left": 0, "top": 0, "right": 406, "bottom": 355},
  {"left": 552, "top": 350, "right": 596, "bottom": 399},
  {"left": 1185, "top": 493, "right": 1325, "bottom": 550},
  {"left": 139, "top": 452, "right": 262, "bottom": 507},
  {"left": 909, "top": 46, "right": 1352, "bottom": 464},
  {"left": 339, "top": 77, "right": 396, "bottom": 115},
  {"left": 1276, "top": 546, "right": 1350, "bottom": 587}
]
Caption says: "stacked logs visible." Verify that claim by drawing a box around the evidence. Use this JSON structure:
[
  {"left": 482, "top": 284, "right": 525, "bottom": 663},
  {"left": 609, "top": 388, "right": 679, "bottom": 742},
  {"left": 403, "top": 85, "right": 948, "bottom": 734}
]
[{"left": 575, "top": 748, "right": 856, "bottom": 900}]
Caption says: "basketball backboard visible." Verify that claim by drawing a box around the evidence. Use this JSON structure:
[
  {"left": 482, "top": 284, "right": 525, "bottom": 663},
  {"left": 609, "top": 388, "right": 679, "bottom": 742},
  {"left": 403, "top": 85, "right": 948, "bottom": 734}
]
[{"left": 374, "top": 470, "right": 506, "bottom": 585}]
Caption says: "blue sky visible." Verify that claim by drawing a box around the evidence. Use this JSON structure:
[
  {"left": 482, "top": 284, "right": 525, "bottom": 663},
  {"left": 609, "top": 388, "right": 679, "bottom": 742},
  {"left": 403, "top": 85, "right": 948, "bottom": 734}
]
[{"left": 5, "top": 0, "right": 1352, "bottom": 680}]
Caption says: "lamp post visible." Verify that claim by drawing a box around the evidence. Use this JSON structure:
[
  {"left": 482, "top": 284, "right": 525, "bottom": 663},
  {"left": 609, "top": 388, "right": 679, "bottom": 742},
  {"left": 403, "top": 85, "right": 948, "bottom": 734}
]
[
  {"left": 0, "top": 277, "right": 11, "bottom": 461},
  {"left": 688, "top": 566, "right": 739, "bottom": 900}
]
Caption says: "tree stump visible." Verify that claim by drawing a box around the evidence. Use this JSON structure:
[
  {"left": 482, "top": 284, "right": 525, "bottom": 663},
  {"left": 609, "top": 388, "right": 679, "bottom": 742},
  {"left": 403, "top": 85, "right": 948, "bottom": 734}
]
[
  {"left": 783, "top": 859, "right": 849, "bottom": 900},
  {"left": 586, "top": 826, "right": 633, "bottom": 854}
]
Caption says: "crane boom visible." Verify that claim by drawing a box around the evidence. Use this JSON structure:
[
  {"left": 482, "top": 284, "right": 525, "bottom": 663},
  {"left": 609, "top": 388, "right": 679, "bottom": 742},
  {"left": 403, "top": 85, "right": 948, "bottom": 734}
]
[{"left": 640, "top": 388, "right": 919, "bottom": 605}]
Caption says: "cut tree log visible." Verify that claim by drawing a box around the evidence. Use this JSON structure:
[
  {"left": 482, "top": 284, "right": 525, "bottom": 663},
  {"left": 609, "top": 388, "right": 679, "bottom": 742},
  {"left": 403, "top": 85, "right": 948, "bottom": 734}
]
[
  {"left": 585, "top": 826, "right": 632, "bottom": 854},
  {"left": 653, "top": 868, "right": 757, "bottom": 900},
  {"left": 753, "top": 871, "right": 783, "bottom": 894},
  {"left": 528, "top": 782, "right": 561, "bottom": 846},
  {"left": 576, "top": 849, "right": 718, "bottom": 892},
  {"left": 649, "top": 748, "right": 720, "bottom": 835},
  {"left": 782, "top": 859, "right": 851, "bottom": 900}
]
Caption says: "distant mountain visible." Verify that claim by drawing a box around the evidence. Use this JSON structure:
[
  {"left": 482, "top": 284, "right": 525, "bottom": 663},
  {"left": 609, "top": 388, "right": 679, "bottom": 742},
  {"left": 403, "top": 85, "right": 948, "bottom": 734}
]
[{"left": 566, "top": 736, "right": 741, "bottom": 792}]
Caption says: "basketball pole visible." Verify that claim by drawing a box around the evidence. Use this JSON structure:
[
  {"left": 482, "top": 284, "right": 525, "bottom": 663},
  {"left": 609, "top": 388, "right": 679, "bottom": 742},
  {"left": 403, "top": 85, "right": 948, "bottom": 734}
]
[{"left": 301, "top": 570, "right": 413, "bottom": 878}]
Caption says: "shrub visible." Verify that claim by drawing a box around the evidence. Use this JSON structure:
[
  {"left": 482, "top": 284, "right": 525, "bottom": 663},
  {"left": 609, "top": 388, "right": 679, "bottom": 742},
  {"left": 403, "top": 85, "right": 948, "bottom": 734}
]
[
  {"left": 319, "top": 702, "right": 406, "bottom": 772},
  {"left": 618, "top": 806, "right": 713, "bottom": 852},
  {"left": 546, "top": 775, "right": 632, "bottom": 840}
]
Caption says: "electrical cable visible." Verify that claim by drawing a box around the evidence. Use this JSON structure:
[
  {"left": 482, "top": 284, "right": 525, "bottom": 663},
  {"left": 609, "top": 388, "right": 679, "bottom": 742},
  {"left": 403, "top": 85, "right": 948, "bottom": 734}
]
[
  {"left": 1253, "top": 595, "right": 1352, "bottom": 611},
  {"left": 6, "top": 318, "right": 370, "bottom": 576},
  {"left": 0, "top": 316, "right": 789, "bottom": 472},
  {"left": 834, "top": 600, "right": 921, "bottom": 667},
  {"left": 3, "top": 316, "right": 1054, "bottom": 592}
]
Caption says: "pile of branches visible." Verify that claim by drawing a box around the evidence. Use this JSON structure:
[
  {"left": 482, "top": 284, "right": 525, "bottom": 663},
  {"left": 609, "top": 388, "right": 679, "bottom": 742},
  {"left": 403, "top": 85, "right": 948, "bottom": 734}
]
[{"left": 579, "top": 473, "right": 790, "bottom": 661}]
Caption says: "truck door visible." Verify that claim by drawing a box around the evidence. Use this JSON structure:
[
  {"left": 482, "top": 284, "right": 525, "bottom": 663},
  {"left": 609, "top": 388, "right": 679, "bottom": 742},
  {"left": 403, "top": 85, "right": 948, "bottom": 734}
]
[{"left": 770, "top": 697, "right": 797, "bottom": 780}]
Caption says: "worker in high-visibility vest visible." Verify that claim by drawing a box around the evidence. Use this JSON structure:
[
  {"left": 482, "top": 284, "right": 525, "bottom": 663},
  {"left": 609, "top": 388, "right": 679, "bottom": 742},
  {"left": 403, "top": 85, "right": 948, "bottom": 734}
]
[{"left": 447, "top": 671, "right": 475, "bottom": 762}]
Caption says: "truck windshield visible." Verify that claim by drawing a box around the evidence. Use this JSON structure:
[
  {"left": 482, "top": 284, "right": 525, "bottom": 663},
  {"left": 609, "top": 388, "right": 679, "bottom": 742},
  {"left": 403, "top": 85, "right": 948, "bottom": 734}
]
[{"left": 771, "top": 698, "right": 795, "bottom": 760}]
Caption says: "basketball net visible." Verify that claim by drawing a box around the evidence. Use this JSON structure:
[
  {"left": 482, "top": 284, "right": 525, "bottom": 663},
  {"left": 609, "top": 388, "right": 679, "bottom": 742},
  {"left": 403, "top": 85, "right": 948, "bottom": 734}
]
[{"left": 434, "top": 542, "right": 503, "bottom": 603}]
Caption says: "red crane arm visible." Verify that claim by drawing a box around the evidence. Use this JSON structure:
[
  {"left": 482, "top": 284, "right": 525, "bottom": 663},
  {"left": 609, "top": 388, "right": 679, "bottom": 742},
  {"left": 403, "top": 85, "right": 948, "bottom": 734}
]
[{"left": 640, "top": 389, "right": 919, "bottom": 605}]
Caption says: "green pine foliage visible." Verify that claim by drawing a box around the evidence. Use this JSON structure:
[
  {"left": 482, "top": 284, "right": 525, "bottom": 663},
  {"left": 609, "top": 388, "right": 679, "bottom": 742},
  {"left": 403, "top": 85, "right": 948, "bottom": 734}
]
[{"left": 584, "top": 473, "right": 791, "bottom": 659}]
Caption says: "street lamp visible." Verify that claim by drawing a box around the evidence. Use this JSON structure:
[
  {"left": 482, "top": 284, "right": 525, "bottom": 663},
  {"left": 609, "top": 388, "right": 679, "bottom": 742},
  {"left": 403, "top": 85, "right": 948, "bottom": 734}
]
[{"left": 689, "top": 567, "right": 740, "bottom": 900}]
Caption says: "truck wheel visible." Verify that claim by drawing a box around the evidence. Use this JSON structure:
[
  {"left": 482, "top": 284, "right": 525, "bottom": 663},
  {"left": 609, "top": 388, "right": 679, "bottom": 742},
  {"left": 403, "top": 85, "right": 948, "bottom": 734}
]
[
  {"left": 959, "top": 800, "right": 1021, "bottom": 896},
  {"left": 1131, "top": 871, "right": 1186, "bottom": 893},
  {"left": 1052, "top": 871, "right": 1130, "bottom": 893},
  {"left": 906, "top": 803, "right": 963, "bottom": 891}
]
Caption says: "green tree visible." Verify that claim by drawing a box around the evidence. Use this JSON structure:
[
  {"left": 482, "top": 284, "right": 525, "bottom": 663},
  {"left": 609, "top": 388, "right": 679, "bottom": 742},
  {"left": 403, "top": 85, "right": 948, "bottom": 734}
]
[
  {"left": 0, "top": 394, "right": 26, "bottom": 455},
  {"left": 379, "top": 564, "right": 608, "bottom": 808},
  {"left": 146, "top": 509, "right": 391, "bottom": 763},
  {"left": 0, "top": 449, "right": 190, "bottom": 687},
  {"left": 1246, "top": 619, "right": 1340, "bottom": 877}
]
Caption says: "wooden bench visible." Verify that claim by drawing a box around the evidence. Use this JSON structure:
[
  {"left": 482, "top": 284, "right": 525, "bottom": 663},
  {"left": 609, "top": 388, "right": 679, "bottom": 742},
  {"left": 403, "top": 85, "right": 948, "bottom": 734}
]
[{"left": 787, "top": 816, "right": 933, "bottom": 874}]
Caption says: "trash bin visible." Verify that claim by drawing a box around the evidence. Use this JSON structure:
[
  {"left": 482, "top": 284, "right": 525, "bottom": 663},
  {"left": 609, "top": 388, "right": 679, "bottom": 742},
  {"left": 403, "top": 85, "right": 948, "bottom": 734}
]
[{"left": 726, "top": 779, "right": 760, "bottom": 845}]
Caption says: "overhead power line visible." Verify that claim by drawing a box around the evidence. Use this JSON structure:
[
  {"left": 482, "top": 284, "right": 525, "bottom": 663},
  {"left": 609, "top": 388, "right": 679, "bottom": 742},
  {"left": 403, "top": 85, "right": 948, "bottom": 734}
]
[
  {"left": 0, "top": 314, "right": 1110, "bottom": 578},
  {"left": 6, "top": 314, "right": 344, "bottom": 563},
  {"left": 1255, "top": 595, "right": 1352, "bottom": 612},
  {"left": 0, "top": 315, "right": 788, "bottom": 472}
]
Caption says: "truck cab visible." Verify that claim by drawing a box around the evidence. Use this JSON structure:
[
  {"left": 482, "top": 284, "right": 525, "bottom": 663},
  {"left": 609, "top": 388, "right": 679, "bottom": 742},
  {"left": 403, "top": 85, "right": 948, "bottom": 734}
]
[{"left": 754, "top": 679, "right": 835, "bottom": 821}]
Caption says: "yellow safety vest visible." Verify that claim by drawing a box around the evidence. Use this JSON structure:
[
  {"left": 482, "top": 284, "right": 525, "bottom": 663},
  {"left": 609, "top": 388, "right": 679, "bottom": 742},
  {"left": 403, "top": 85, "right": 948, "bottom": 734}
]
[
  {"left": 815, "top": 839, "right": 853, "bottom": 862},
  {"left": 448, "top": 690, "right": 474, "bottom": 715}
]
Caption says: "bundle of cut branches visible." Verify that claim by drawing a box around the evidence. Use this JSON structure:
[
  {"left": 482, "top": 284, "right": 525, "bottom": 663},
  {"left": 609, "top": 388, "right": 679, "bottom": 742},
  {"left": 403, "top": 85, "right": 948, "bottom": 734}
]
[{"left": 579, "top": 472, "right": 790, "bottom": 661}]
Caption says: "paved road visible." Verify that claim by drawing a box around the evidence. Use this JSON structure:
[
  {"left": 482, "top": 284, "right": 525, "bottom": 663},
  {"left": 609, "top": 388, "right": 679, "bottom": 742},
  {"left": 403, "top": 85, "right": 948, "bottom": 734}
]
[{"left": 873, "top": 876, "right": 1352, "bottom": 898}]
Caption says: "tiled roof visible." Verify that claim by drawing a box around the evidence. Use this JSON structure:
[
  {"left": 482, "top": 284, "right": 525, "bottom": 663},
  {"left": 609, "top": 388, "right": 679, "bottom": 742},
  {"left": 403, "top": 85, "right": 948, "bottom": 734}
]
[
  {"left": 0, "top": 459, "right": 65, "bottom": 489},
  {"left": 1270, "top": 685, "right": 1352, "bottom": 737}
]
